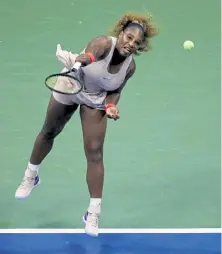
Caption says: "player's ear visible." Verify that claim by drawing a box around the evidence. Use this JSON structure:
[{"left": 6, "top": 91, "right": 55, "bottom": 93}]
[{"left": 119, "top": 31, "right": 124, "bottom": 37}]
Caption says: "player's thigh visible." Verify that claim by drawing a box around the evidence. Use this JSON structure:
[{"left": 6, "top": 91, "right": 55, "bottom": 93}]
[
  {"left": 42, "top": 94, "right": 78, "bottom": 135},
  {"left": 80, "top": 105, "right": 107, "bottom": 155}
]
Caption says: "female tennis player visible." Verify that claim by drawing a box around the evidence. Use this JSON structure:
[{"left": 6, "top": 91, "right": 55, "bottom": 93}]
[{"left": 15, "top": 13, "right": 158, "bottom": 236}]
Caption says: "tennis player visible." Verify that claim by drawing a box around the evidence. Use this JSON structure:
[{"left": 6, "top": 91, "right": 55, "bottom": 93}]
[{"left": 15, "top": 13, "right": 158, "bottom": 236}]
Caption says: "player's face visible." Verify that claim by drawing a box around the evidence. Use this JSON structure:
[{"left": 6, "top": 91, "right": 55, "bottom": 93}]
[{"left": 116, "top": 27, "right": 144, "bottom": 57}]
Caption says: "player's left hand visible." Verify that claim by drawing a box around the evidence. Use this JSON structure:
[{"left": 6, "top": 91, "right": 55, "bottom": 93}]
[{"left": 105, "top": 104, "right": 120, "bottom": 120}]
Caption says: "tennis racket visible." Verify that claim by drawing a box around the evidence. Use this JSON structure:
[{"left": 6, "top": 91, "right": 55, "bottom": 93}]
[{"left": 45, "top": 62, "right": 83, "bottom": 95}]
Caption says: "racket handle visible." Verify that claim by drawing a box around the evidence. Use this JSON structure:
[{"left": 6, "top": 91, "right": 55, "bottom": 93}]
[{"left": 72, "top": 62, "right": 82, "bottom": 71}]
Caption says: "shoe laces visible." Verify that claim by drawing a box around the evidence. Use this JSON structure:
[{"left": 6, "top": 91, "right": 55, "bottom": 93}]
[
  {"left": 88, "top": 213, "right": 99, "bottom": 228},
  {"left": 19, "top": 176, "right": 34, "bottom": 189}
]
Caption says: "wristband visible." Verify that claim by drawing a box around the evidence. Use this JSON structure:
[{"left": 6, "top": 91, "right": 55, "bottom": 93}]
[
  {"left": 105, "top": 103, "right": 116, "bottom": 111},
  {"left": 86, "top": 53, "right": 96, "bottom": 63}
]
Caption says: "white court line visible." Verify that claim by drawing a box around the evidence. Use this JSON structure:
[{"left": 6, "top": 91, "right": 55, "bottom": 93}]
[{"left": 0, "top": 228, "right": 221, "bottom": 234}]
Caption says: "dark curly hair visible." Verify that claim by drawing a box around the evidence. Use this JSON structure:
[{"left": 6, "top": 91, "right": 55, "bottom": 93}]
[{"left": 112, "top": 13, "right": 159, "bottom": 55}]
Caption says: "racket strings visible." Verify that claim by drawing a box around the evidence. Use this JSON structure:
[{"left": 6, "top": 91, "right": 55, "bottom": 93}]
[{"left": 46, "top": 70, "right": 83, "bottom": 94}]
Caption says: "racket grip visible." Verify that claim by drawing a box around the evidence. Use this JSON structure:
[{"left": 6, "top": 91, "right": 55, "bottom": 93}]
[{"left": 72, "top": 62, "right": 82, "bottom": 71}]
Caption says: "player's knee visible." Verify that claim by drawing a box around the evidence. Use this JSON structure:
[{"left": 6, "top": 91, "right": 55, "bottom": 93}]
[
  {"left": 40, "top": 127, "right": 61, "bottom": 140},
  {"left": 85, "top": 141, "right": 103, "bottom": 163}
]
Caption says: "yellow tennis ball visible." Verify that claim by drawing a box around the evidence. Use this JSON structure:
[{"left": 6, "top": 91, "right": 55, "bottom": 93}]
[{"left": 183, "top": 40, "right": 194, "bottom": 50}]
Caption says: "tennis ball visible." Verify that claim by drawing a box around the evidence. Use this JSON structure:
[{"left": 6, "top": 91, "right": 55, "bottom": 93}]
[{"left": 183, "top": 40, "right": 194, "bottom": 50}]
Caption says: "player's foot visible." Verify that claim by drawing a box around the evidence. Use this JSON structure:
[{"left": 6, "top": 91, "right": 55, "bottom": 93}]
[
  {"left": 15, "top": 168, "right": 40, "bottom": 199},
  {"left": 83, "top": 211, "right": 100, "bottom": 237}
]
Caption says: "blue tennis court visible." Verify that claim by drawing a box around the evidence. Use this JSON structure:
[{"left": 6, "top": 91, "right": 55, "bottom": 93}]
[{"left": 0, "top": 229, "right": 221, "bottom": 254}]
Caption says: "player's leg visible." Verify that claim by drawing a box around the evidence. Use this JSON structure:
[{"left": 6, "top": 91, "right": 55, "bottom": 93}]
[
  {"left": 15, "top": 95, "right": 78, "bottom": 199},
  {"left": 30, "top": 95, "right": 78, "bottom": 165},
  {"left": 79, "top": 104, "right": 107, "bottom": 236}
]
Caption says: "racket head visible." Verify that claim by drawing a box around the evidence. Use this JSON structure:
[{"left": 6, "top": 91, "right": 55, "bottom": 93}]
[{"left": 45, "top": 70, "right": 83, "bottom": 95}]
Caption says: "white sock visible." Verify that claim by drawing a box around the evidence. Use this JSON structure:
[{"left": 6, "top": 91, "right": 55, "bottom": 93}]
[
  {"left": 88, "top": 198, "right": 102, "bottom": 214},
  {"left": 28, "top": 162, "right": 40, "bottom": 172}
]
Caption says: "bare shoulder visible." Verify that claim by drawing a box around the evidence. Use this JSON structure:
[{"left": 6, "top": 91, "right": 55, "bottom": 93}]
[
  {"left": 85, "top": 35, "right": 112, "bottom": 60},
  {"left": 89, "top": 35, "right": 112, "bottom": 46}
]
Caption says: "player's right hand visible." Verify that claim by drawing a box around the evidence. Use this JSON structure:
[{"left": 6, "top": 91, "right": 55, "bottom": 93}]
[{"left": 75, "top": 54, "right": 92, "bottom": 66}]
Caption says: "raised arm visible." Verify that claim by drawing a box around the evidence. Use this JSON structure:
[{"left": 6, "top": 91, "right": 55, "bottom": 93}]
[{"left": 75, "top": 36, "right": 112, "bottom": 65}]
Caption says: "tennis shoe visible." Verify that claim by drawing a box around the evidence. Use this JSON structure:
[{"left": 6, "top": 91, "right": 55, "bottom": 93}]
[
  {"left": 15, "top": 168, "right": 40, "bottom": 199},
  {"left": 83, "top": 211, "right": 100, "bottom": 237}
]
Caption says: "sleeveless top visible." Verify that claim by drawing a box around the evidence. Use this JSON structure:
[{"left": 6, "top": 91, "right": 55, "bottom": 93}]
[{"left": 73, "top": 36, "right": 133, "bottom": 109}]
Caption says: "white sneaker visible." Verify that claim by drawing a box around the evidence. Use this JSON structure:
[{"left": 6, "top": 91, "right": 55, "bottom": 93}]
[
  {"left": 15, "top": 168, "right": 40, "bottom": 199},
  {"left": 83, "top": 211, "right": 100, "bottom": 237}
]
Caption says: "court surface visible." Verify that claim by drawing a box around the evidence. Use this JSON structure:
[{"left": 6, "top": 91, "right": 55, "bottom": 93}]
[
  {"left": 0, "top": 0, "right": 221, "bottom": 253},
  {"left": 0, "top": 229, "right": 221, "bottom": 254}
]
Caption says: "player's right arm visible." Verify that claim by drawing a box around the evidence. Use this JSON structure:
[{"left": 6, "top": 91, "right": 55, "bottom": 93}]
[{"left": 75, "top": 36, "right": 112, "bottom": 65}]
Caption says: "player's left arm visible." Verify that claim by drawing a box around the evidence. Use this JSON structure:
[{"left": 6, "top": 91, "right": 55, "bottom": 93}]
[
  {"left": 106, "top": 59, "right": 136, "bottom": 105},
  {"left": 105, "top": 59, "right": 136, "bottom": 120}
]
